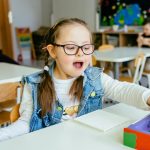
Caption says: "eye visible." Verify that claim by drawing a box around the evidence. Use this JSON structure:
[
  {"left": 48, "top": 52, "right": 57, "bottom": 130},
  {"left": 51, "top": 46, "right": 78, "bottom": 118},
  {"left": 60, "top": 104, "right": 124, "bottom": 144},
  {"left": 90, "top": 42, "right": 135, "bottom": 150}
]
[
  {"left": 83, "top": 44, "right": 92, "bottom": 51},
  {"left": 65, "top": 45, "right": 77, "bottom": 51}
]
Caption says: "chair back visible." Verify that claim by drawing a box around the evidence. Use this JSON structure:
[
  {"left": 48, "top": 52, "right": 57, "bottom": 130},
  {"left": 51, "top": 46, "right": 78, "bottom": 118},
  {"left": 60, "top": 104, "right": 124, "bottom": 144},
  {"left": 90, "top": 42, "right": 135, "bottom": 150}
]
[
  {"left": 0, "top": 82, "right": 22, "bottom": 104},
  {"left": 91, "top": 55, "right": 97, "bottom": 66},
  {"left": 97, "top": 44, "right": 114, "bottom": 71},
  {"left": 133, "top": 53, "right": 146, "bottom": 83},
  {"left": 98, "top": 44, "right": 114, "bottom": 51},
  {"left": 10, "top": 103, "right": 20, "bottom": 123}
]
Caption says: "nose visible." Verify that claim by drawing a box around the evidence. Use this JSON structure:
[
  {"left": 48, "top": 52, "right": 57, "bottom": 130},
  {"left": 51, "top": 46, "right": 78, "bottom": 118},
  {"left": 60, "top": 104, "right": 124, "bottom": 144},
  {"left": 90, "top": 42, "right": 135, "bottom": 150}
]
[{"left": 76, "top": 47, "right": 84, "bottom": 57}]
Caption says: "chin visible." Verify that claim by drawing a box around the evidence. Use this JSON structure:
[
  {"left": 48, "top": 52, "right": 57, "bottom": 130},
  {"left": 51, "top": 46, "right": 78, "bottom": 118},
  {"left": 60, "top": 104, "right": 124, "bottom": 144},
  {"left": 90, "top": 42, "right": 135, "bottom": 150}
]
[{"left": 71, "top": 72, "right": 84, "bottom": 78}]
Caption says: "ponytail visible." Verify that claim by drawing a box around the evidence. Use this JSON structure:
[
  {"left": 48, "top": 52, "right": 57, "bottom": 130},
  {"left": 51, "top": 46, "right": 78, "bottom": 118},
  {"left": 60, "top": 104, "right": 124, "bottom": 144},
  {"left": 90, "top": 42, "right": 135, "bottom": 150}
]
[
  {"left": 69, "top": 76, "right": 84, "bottom": 101},
  {"left": 38, "top": 57, "right": 56, "bottom": 117}
]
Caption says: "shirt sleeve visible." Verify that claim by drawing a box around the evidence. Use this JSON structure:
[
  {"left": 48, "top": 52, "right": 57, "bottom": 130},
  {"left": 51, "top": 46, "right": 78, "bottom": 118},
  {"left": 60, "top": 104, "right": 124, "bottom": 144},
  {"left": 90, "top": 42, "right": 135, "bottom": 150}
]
[
  {"left": 101, "top": 73, "right": 150, "bottom": 110},
  {"left": 0, "top": 83, "right": 33, "bottom": 142}
]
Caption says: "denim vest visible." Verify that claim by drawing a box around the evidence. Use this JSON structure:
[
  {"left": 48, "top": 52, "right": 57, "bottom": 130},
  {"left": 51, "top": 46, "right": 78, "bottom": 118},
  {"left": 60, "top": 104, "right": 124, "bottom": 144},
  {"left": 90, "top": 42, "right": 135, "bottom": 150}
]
[{"left": 23, "top": 63, "right": 104, "bottom": 132}]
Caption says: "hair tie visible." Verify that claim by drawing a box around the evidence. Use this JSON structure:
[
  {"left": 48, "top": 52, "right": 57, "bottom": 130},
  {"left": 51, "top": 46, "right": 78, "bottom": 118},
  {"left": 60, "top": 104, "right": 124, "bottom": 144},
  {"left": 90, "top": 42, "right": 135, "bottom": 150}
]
[{"left": 44, "top": 66, "right": 49, "bottom": 72}]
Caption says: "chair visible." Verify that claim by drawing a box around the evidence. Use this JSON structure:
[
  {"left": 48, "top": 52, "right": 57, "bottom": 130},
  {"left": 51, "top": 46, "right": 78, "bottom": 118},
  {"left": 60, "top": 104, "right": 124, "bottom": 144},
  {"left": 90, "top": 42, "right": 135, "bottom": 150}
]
[
  {"left": 0, "top": 104, "right": 20, "bottom": 126},
  {"left": 98, "top": 44, "right": 114, "bottom": 74},
  {"left": 10, "top": 103, "right": 20, "bottom": 123},
  {"left": 91, "top": 55, "right": 97, "bottom": 66},
  {"left": 0, "top": 82, "right": 22, "bottom": 126},
  {"left": 98, "top": 44, "right": 114, "bottom": 51},
  {"left": 15, "top": 27, "right": 36, "bottom": 62},
  {"left": 119, "top": 53, "right": 146, "bottom": 84}
]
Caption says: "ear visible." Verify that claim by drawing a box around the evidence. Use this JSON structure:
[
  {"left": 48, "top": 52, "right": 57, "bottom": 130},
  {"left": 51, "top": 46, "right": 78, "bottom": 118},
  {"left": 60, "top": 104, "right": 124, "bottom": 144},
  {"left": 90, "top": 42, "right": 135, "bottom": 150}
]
[{"left": 47, "top": 44, "right": 57, "bottom": 59}]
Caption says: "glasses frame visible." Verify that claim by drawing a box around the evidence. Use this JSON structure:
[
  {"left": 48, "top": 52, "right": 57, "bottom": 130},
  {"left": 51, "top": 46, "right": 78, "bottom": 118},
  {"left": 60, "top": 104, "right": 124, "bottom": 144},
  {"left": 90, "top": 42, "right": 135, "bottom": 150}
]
[{"left": 53, "top": 43, "right": 95, "bottom": 55}]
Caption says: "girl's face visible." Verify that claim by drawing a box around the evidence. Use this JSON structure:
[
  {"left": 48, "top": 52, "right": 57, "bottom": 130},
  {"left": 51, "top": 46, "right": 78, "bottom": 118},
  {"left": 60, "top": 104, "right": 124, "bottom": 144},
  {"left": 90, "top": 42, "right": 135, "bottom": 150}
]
[
  {"left": 48, "top": 24, "right": 92, "bottom": 79},
  {"left": 143, "top": 23, "right": 150, "bottom": 36}
]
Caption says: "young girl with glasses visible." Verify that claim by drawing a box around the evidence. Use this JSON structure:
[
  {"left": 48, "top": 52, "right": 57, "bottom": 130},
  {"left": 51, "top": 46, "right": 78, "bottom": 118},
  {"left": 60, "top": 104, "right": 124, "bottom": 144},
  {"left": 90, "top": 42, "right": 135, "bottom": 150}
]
[{"left": 0, "top": 18, "right": 150, "bottom": 141}]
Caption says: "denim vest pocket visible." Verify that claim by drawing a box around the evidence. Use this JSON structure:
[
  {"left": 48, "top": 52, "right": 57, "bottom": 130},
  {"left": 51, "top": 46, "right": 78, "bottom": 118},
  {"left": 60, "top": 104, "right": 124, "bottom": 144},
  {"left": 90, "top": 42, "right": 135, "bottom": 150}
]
[
  {"left": 77, "top": 90, "right": 103, "bottom": 117},
  {"left": 86, "top": 90, "right": 103, "bottom": 113}
]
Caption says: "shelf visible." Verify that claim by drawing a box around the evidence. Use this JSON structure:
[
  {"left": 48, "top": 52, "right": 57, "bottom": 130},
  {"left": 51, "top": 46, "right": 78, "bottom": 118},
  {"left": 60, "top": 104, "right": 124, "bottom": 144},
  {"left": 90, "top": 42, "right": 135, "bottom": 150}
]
[{"left": 93, "top": 32, "right": 139, "bottom": 47}]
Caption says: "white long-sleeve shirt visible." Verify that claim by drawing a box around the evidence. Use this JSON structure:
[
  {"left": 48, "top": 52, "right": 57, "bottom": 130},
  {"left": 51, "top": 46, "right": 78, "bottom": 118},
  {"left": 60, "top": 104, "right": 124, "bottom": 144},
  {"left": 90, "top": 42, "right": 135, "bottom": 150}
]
[{"left": 0, "top": 73, "right": 150, "bottom": 141}]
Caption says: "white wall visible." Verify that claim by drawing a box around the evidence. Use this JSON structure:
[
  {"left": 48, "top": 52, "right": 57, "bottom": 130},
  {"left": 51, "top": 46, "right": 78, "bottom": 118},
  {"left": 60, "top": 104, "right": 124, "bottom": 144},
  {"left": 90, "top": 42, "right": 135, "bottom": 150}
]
[
  {"left": 10, "top": 0, "right": 96, "bottom": 59},
  {"left": 41, "top": 0, "right": 52, "bottom": 26},
  {"left": 11, "top": 0, "right": 42, "bottom": 30},
  {"left": 10, "top": 0, "right": 52, "bottom": 60},
  {"left": 52, "top": 0, "right": 97, "bottom": 31}
]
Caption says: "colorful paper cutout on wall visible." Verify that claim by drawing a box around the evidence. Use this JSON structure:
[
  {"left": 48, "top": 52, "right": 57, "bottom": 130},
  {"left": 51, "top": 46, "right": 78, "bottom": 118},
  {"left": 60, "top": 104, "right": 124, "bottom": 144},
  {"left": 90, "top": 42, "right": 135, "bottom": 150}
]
[{"left": 98, "top": 0, "right": 150, "bottom": 26}]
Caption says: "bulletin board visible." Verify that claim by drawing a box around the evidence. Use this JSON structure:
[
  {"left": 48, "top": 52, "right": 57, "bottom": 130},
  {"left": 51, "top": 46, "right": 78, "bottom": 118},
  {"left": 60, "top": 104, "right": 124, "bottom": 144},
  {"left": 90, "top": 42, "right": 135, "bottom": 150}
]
[{"left": 97, "top": 0, "right": 150, "bottom": 26}]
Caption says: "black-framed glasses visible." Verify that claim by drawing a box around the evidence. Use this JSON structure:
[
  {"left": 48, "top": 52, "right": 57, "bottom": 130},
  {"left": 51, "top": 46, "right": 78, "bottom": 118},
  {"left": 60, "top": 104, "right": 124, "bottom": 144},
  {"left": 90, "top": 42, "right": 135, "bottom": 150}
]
[{"left": 53, "top": 43, "right": 94, "bottom": 55}]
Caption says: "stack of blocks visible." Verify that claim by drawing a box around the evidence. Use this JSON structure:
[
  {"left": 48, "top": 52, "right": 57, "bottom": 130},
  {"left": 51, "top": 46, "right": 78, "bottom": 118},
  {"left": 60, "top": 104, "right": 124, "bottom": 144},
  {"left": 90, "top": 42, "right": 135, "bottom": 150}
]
[{"left": 124, "top": 114, "right": 150, "bottom": 150}]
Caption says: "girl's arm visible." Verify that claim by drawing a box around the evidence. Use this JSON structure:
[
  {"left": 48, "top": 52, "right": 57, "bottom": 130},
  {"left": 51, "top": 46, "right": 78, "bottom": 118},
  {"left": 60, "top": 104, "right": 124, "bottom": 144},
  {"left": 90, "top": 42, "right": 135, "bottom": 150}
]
[
  {"left": 0, "top": 83, "right": 33, "bottom": 142},
  {"left": 102, "top": 73, "right": 150, "bottom": 110}
]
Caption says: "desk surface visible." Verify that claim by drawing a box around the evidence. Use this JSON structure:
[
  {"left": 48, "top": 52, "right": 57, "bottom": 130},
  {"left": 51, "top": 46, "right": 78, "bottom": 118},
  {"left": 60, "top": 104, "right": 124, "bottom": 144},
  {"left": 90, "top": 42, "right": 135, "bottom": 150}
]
[
  {"left": 94, "top": 47, "right": 150, "bottom": 63},
  {"left": 0, "top": 103, "right": 149, "bottom": 150},
  {"left": 0, "top": 63, "right": 40, "bottom": 84}
]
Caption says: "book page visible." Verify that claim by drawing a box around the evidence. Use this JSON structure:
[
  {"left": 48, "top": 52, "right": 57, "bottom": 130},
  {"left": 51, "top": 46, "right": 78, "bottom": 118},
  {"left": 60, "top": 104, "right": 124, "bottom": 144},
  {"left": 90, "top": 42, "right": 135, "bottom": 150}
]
[{"left": 75, "top": 110, "right": 129, "bottom": 132}]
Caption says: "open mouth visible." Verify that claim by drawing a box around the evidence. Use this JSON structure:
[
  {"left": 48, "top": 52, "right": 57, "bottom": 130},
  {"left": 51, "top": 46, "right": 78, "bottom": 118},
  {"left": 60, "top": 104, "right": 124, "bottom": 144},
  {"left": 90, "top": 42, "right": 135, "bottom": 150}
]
[{"left": 73, "top": 62, "right": 84, "bottom": 69}]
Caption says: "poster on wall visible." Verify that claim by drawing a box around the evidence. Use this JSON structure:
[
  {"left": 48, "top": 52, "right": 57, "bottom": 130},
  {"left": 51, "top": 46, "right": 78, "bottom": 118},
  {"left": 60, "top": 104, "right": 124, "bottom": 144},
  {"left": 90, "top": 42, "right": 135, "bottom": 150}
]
[{"left": 97, "top": 0, "right": 150, "bottom": 26}]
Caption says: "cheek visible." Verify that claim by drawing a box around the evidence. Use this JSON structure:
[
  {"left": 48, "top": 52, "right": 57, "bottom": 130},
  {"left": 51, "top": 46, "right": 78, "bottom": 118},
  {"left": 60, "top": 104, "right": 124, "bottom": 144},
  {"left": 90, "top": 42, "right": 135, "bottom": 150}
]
[
  {"left": 57, "top": 53, "right": 73, "bottom": 64},
  {"left": 85, "top": 55, "right": 92, "bottom": 63},
  {"left": 64, "top": 57, "right": 72, "bottom": 63}
]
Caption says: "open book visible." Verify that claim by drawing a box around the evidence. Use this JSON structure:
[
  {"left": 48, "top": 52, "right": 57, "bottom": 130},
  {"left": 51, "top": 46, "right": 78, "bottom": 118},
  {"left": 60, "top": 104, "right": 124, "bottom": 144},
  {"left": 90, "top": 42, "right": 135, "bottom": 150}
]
[{"left": 74, "top": 110, "right": 129, "bottom": 132}]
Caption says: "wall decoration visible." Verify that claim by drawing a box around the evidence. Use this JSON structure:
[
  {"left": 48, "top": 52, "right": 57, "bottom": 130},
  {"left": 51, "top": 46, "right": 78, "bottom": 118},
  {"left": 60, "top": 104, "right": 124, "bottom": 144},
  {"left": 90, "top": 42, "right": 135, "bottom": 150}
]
[{"left": 98, "top": 0, "right": 150, "bottom": 26}]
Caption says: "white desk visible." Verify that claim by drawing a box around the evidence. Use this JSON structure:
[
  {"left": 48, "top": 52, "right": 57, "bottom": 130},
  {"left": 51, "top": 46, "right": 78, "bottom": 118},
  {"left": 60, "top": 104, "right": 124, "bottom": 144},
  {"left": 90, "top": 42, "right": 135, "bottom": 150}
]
[
  {"left": 93, "top": 47, "right": 150, "bottom": 79},
  {"left": 0, "top": 63, "right": 41, "bottom": 84},
  {"left": 0, "top": 103, "right": 149, "bottom": 150}
]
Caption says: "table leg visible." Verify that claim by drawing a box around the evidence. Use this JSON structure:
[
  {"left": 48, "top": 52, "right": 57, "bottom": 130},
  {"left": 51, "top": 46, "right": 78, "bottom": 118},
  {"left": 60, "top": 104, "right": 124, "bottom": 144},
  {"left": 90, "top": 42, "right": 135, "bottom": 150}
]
[{"left": 114, "top": 62, "right": 120, "bottom": 79}]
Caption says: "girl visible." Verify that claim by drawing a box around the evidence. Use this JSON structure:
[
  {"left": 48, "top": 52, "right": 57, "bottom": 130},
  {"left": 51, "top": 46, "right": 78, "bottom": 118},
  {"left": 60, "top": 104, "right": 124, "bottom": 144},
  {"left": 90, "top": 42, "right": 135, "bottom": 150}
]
[
  {"left": 0, "top": 18, "right": 150, "bottom": 141},
  {"left": 125, "top": 17, "right": 150, "bottom": 77},
  {"left": 137, "top": 17, "right": 150, "bottom": 71}
]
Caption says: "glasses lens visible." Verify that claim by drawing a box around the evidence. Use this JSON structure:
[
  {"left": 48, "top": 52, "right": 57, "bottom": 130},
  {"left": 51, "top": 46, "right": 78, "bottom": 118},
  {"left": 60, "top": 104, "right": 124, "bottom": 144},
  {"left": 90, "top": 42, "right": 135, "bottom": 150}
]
[
  {"left": 82, "top": 44, "right": 94, "bottom": 54},
  {"left": 64, "top": 44, "right": 78, "bottom": 55},
  {"left": 63, "top": 44, "right": 94, "bottom": 55}
]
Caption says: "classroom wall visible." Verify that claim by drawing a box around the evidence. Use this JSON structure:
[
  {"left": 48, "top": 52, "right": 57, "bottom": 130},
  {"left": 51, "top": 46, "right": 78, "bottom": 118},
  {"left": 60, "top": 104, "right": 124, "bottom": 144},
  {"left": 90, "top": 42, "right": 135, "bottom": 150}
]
[
  {"left": 52, "top": 0, "right": 97, "bottom": 31},
  {"left": 41, "top": 0, "right": 52, "bottom": 27},
  {"left": 11, "top": 0, "right": 42, "bottom": 30},
  {"left": 9, "top": 0, "right": 96, "bottom": 59},
  {"left": 10, "top": 0, "right": 52, "bottom": 60}
]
